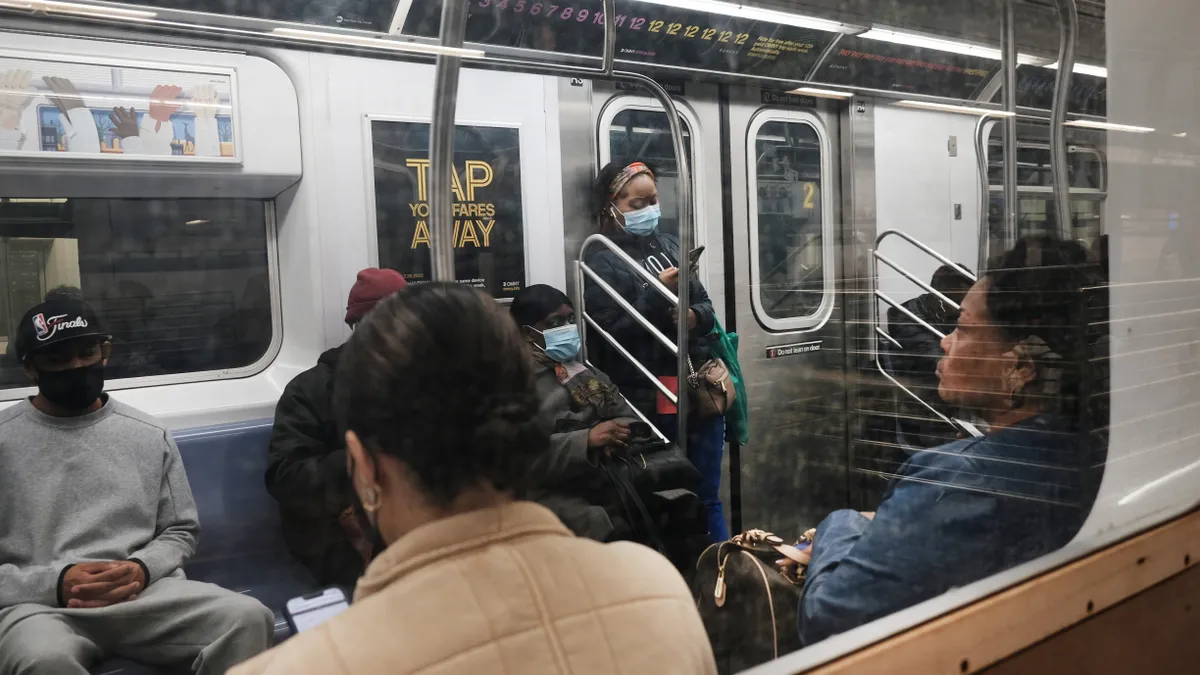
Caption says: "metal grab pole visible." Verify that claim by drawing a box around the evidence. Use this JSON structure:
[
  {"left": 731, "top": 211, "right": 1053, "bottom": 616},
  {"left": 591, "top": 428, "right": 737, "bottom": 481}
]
[
  {"left": 1050, "top": 0, "right": 1078, "bottom": 241},
  {"left": 975, "top": 113, "right": 1003, "bottom": 273},
  {"left": 611, "top": 70, "right": 692, "bottom": 451},
  {"left": 428, "top": 0, "right": 469, "bottom": 282},
  {"left": 1001, "top": 0, "right": 1019, "bottom": 258}
]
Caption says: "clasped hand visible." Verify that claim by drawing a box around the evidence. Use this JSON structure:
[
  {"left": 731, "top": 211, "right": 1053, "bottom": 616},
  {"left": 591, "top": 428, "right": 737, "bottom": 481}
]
[{"left": 61, "top": 561, "right": 145, "bottom": 609}]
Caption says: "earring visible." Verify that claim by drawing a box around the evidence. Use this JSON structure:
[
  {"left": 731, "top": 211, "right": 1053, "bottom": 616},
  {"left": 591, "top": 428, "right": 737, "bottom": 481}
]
[{"left": 359, "top": 483, "right": 382, "bottom": 513}]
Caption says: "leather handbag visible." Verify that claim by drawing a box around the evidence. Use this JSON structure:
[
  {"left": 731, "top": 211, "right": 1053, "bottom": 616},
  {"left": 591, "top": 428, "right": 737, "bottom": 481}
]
[
  {"left": 693, "top": 529, "right": 813, "bottom": 675},
  {"left": 688, "top": 356, "right": 737, "bottom": 419}
]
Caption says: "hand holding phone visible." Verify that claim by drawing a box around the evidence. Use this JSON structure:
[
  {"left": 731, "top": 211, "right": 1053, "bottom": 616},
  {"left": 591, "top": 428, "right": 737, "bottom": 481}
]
[
  {"left": 688, "top": 246, "right": 706, "bottom": 271},
  {"left": 284, "top": 588, "right": 350, "bottom": 633}
]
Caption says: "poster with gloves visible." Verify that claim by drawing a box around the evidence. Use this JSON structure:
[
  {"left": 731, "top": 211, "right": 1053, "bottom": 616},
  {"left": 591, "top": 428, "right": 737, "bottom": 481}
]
[{"left": 0, "top": 52, "right": 238, "bottom": 162}]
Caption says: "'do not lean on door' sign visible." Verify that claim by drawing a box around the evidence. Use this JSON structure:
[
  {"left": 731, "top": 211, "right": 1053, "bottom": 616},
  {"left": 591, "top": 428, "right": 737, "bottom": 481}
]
[
  {"left": 766, "top": 341, "right": 822, "bottom": 359},
  {"left": 0, "top": 50, "right": 239, "bottom": 163}
]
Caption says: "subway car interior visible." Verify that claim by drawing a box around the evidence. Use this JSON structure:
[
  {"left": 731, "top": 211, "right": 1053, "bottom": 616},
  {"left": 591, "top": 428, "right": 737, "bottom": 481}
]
[{"left": 0, "top": 0, "right": 1197, "bottom": 672}]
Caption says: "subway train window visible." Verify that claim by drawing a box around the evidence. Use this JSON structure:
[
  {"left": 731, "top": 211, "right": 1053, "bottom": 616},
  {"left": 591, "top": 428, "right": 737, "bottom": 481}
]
[
  {"left": 750, "top": 118, "right": 828, "bottom": 325},
  {"left": 0, "top": 198, "right": 272, "bottom": 391},
  {"left": 606, "top": 107, "right": 694, "bottom": 238}
]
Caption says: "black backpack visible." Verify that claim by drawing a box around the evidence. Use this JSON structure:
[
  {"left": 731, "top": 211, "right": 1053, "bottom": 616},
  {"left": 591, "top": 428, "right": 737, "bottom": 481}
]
[{"left": 693, "top": 530, "right": 811, "bottom": 675}]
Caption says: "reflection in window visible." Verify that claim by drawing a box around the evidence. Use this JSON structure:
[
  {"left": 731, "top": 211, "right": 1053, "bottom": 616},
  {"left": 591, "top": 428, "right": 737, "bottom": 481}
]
[
  {"left": 0, "top": 198, "right": 272, "bottom": 391},
  {"left": 607, "top": 108, "right": 693, "bottom": 238},
  {"left": 987, "top": 139, "right": 1105, "bottom": 190},
  {"left": 753, "top": 120, "right": 824, "bottom": 321}
]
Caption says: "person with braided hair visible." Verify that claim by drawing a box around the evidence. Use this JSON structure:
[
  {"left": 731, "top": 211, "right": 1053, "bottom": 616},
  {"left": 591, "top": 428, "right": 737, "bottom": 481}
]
[
  {"left": 232, "top": 282, "right": 716, "bottom": 675},
  {"left": 798, "top": 236, "right": 1108, "bottom": 647}
]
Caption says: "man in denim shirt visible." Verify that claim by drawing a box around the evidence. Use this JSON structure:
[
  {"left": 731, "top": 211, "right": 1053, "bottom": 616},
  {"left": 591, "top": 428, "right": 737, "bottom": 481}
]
[{"left": 799, "top": 237, "right": 1107, "bottom": 646}]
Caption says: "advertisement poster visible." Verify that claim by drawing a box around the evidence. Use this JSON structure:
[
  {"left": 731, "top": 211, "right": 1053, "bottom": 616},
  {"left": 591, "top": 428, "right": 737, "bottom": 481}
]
[
  {"left": 371, "top": 120, "right": 526, "bottom": 298},
  {"left": 0, "top": 53, "right": 237, "bottom": 162}
]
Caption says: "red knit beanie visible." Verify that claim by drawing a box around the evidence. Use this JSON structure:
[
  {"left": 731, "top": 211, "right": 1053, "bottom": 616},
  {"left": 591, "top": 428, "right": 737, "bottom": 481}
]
[{"left": 345, "top": 268, "right": 407, "bottom": 325}]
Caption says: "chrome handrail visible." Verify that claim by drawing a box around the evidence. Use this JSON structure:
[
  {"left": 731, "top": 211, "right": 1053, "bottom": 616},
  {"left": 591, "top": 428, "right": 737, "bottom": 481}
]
[
  {"left": 575, "top": 232, "right": 692, "bottom": 448},
  {"left": 1050, "top": 0, "right": 1079, "bottom": 240},
  {"left": 872, "top": 230, "right": 983, "bottom": 438}
]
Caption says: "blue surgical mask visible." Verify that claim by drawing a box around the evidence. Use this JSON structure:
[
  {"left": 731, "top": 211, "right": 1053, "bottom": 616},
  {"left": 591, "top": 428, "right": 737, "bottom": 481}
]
[
  {"left": 621, "top": 204, "right": 661, "bottom": 236},
  {"left": 536, "top": 325, "right": 581, "bottom": 363}
]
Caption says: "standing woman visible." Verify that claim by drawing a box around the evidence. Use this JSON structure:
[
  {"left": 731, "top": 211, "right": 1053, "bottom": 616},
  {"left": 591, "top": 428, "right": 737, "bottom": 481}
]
[{"left": 583, "top": 159, "right": 729, "bottom": 542}]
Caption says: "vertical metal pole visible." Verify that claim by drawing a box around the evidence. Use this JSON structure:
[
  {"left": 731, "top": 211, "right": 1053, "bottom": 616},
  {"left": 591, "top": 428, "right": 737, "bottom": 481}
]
[
  {"left": 1050, "top": 0, "right": 1078, "bottom": 241},
  {"left": 600, "top": 0, "right": 615, "bottom": 74},
  {"left": 1001, "top": 0, "right": 1019, "bottom": 257},
  {"left": 428, "top": 0, "right": 469, "bottom": 282},
  {"left": 975, "top": 113, "right": 997, "bottom": 274},
  {"left": 615, "top": 72, "right": 692, "bottom": 451}
]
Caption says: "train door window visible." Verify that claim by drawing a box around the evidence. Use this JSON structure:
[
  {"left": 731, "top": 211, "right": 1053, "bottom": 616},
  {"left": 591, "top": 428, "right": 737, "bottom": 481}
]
[
  {"left": 0, "top": 198, "right": 275, "bottom": 396},
  {"left": 601, "top": 104, "right": 696, "bottom": 239},
  {"left": 747, "top": 112, "right": 833, "bottom": 331}
]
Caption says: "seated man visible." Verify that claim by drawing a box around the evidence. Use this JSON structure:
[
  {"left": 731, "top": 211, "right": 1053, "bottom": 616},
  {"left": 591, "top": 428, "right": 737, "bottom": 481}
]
[
  {"left": 799, "top": 237, "right": 1108, "bottom": 646},
  {"left": 265, "top": 268, "right": 406, "bottom": 586},
  {"left": 0, "top": 298, "right": 274, "bottom": 674}
]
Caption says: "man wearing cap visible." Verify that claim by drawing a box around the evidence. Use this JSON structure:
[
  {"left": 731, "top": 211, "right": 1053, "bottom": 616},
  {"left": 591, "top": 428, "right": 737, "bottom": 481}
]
[
  {"left": 265, "top": 268, "right": 407, "bottom": 587},
  {"left": 0, "top": 299, "right": 275, "bottom": 674}
]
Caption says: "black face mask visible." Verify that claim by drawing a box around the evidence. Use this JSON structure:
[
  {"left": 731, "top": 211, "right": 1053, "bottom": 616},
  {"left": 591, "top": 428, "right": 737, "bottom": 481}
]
[{"left": 35, "top": 363, "right": 105, "bottom": 411}]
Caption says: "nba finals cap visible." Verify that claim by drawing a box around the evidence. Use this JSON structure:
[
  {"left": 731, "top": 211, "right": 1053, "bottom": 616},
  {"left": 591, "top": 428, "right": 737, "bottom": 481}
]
[{"left": 14, "top": 298, "right": 110, "bottom": 362}]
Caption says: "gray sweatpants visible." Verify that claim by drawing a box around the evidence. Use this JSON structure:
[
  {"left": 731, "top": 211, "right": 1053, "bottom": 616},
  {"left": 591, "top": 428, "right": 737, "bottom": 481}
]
[{"left": 0, "top": 578, "right": 274, "bottom": 675}]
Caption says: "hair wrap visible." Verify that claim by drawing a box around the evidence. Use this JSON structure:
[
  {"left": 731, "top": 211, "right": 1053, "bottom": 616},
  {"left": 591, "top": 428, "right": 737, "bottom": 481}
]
[{"left": 608, "top": 161, "right": 654, "bottom": 200}]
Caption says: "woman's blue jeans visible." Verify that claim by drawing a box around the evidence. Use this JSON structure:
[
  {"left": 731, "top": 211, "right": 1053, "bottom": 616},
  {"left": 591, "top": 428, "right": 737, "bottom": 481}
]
[{"left": 658, "top": 413, "right": 730, "bottom": 542}]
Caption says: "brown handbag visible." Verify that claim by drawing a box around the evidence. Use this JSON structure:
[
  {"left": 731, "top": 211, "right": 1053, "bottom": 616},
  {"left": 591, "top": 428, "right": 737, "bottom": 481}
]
[
  {"left": 693, "top": 529, "right": 813, "bottom": 674},
  {"left": 688, "top": 356, "right": 737, "bottom": 418}
]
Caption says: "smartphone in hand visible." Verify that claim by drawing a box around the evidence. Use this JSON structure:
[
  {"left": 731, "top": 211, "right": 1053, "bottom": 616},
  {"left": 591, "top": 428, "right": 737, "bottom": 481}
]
[{"left": 688, "top": 246, "right": 706, "bottom": 271}]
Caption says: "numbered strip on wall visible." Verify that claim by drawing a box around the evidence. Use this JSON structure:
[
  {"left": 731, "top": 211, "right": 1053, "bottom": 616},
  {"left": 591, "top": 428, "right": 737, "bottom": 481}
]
[{"left": 0, "top": 51, "right": 239, "bottom": 163}]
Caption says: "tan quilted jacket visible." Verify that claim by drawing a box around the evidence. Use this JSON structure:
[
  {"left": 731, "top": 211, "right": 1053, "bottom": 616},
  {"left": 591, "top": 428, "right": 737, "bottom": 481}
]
[{"left": 231, "top": 501, "right": 717, "bottom": 675}]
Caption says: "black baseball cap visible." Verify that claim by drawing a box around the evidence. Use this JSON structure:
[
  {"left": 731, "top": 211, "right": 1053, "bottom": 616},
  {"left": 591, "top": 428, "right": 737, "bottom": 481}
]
[{"left": 14, "top": 299, "right": 111, "bottom": 362}]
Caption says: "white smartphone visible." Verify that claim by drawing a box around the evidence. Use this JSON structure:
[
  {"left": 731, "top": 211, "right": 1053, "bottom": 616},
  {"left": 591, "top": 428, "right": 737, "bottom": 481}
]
[{"left": 284, "top": 587, "right": 350, "bottom": 633}]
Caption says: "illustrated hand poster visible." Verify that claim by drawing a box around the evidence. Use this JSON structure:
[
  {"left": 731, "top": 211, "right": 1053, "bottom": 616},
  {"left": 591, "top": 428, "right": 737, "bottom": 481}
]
[
  {"left": 0, "top": 53, "right": 237, "bottom": 162},
  {"left": 371, "top": 120, "right": 526, "bottom": 298}
]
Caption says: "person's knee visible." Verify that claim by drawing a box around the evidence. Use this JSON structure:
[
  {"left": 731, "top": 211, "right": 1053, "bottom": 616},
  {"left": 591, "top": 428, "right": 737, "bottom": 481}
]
[
  {"left": 8, "top": 644, "right": 86, "bottom": 675},
  {"left": 216, "top": 593, "right": 275, "bottom": 641}
]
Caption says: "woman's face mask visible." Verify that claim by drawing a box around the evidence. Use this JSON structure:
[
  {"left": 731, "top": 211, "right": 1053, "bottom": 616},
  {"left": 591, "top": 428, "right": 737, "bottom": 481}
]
[
  {"left": 535, "top": 324, "right": 581, "bottom": 363},
  {"left": 618, "top": 203, "right": 661, "bottom": 237}
]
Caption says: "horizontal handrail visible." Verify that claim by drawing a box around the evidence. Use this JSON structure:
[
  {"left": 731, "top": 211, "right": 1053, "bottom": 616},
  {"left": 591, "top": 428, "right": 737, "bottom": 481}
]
[
  {"left": 876, "top": 356, "right": 984, "bottom": 439},
  {"left": 579, "top": 261, "right": 678, "bottom": 355},
  {"left": 874, "top": 251, "right": 963, "bottom": 312},
  {"left": 581, "top": 313, "right": 678, "bottom": 406},
  {"left": 579, "top": 234, "right": 679, "bottom": 308},
  {"left": 875, "top": 289, "right": 948, "bottom": 341},
  {"left": 875, "top": 230, "right": 978, "bottom": 283}
]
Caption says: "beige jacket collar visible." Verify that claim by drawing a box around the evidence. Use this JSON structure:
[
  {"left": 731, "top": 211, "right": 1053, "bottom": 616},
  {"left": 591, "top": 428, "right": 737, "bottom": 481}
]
[{"left": 354, "top": 501, "right": 572, "bottom": 602}]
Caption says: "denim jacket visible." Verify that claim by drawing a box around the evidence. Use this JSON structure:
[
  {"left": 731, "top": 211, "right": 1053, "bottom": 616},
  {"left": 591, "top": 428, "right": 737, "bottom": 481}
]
[{"left": 799, "top": 416, "right": 1100, "bottom": 646}]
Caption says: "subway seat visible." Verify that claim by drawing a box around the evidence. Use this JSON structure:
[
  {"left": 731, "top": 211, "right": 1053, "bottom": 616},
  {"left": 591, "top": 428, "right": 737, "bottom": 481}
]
[{"left": 89, "top": 420, "right": 315, "bottom": 675}]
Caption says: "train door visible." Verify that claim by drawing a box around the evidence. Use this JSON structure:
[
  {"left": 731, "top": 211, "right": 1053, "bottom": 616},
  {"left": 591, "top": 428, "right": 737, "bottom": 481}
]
[
  {"left": 726, "top": 86, "right": 848, "bottom": 534},
  {"left": 590, "top": 82, "right": 727, "bottom": 321}
]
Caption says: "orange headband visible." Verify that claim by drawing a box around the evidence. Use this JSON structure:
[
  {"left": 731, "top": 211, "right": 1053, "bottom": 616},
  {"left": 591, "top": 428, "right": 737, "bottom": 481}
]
[{"left": 608, "top": 162, "right": 654, "bottom": 200}]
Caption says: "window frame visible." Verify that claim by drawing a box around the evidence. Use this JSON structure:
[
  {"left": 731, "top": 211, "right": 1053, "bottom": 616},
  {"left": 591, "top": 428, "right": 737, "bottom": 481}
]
[
  {"left": 746, "top": 108, "right": 836, "bottom": 333},
  {"left": 596, "top": 95, "right": 707, "bottom": 278},
  {"left": 0, "top": 199, "right": 283, "bottom": 402}
]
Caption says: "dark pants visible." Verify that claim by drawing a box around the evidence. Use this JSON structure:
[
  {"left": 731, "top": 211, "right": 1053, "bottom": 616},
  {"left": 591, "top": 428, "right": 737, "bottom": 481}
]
[{"left": 659, "top": 413, "right": 730, "bottom": 542}]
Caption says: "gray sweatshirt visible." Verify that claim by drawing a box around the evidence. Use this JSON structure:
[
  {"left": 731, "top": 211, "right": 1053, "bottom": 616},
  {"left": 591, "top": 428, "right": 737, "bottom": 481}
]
[{"left": 0, "top": 396, "right": 199, "bottom": 608}]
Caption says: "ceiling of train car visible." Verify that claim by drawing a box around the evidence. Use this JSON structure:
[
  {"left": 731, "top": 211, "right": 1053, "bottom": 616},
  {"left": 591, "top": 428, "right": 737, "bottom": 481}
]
[{"left": 744, "top": 0, "right": 1106, "bottom": 64}]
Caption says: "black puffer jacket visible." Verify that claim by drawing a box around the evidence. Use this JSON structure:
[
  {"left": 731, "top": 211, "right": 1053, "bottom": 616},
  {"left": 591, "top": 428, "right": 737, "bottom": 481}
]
[
  {"left": 583, "top": 230, "right": 716, "bottom": 416},
  {"left": 264, "top": 345, "right": 364, "bottom": 587}
]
